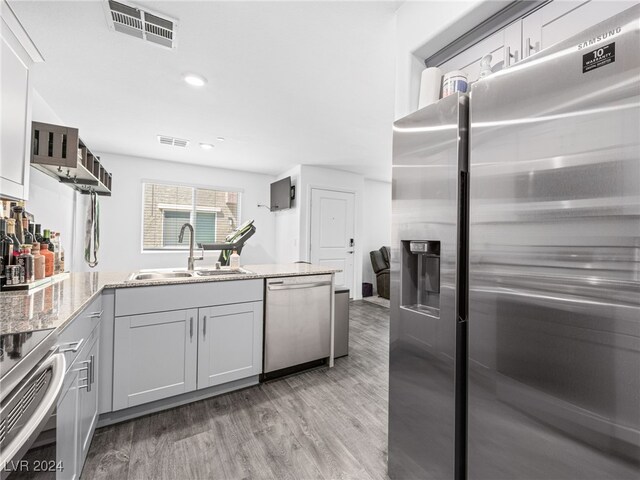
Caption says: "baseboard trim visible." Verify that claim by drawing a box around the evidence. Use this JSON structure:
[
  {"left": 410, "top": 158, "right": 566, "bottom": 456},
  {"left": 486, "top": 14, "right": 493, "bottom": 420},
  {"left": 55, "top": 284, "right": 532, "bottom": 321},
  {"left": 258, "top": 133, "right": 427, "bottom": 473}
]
[{"left": 97, "top": 375, "right": 260, "bottom": 428}]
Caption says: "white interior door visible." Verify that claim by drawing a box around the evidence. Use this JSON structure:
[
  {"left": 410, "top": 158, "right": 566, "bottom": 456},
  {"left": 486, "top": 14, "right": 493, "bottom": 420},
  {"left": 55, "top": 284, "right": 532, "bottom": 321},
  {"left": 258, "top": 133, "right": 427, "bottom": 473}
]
[{"left": 310, "top": 188, "right": 355, "bottom": 295}]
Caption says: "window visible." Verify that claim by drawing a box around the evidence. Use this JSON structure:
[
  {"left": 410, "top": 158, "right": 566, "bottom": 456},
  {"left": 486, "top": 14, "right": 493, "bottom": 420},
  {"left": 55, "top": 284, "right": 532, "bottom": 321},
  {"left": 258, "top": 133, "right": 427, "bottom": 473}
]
[{"left": 142, "top": 182, "right": 240, "bottom": 251}]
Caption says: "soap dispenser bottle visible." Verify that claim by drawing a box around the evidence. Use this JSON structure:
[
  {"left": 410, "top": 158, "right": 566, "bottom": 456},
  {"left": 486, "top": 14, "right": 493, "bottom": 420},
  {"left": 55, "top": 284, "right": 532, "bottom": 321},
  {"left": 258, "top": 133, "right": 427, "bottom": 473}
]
[{"left": 230, "top": 250, "right": 240, "bottom": 270}]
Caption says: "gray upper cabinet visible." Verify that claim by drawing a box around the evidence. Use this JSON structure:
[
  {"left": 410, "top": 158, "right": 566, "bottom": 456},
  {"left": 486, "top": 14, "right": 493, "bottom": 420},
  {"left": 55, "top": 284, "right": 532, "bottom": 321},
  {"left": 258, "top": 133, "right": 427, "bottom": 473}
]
[
  {"left": 112, "top": 308, "right": 198, "bottom": 410},
  {"left": 437, "top": 0, "right": 636, "bottom": 84},
  {"left": 0, "top": 0, "right": 42, "bottom": 200},
  {"left": 197, "top": 301, "right": 264, "bottom": 389},
  {"left": 438, "top": 22, "right": 521, "bottom": 84},
  {"left": 521, "top": 1, "right": 637, "bottom": 60}
]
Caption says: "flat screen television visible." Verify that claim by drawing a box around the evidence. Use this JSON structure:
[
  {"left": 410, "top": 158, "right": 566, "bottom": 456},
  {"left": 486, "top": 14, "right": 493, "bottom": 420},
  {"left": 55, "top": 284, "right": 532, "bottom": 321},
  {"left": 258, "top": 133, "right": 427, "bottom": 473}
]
[{"left": 270, "top": 176, "right": 293, "bottom": 211}]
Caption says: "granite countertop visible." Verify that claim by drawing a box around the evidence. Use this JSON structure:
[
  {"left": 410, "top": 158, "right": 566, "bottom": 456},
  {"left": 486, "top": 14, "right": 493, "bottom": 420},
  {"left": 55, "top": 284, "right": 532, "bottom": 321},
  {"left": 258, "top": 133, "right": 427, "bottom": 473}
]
[{"left": 0, "top": 264, "right": 340, "bottom": 335}]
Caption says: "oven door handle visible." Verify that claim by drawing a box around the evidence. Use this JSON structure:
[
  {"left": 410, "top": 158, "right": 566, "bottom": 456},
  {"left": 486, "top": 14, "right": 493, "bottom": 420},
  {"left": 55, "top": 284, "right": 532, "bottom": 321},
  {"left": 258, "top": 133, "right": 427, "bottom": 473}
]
[{"left": 0, "top": 352, "right": 66, "bottom": 470}]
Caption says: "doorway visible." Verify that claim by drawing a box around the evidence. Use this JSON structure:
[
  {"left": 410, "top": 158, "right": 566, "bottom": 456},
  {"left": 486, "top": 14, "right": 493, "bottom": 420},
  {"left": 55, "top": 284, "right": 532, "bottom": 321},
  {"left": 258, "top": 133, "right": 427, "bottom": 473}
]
[{"left": 309, "top": 188, "right": 356, "bottom": 296}]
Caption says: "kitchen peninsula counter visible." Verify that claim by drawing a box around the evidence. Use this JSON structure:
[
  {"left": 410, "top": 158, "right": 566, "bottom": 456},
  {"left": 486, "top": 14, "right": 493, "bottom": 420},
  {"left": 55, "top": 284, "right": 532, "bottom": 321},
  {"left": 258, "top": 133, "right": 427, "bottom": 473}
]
[{"left": 1, "top": 264, "right": 340, "bottom": 335}]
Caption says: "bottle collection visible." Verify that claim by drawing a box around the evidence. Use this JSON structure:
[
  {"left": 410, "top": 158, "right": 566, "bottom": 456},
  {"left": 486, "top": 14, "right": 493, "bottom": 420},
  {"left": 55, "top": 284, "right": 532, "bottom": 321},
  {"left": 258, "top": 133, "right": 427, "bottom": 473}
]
[{"left": 1, "top": 200, "right": 66, "bottom": 289}]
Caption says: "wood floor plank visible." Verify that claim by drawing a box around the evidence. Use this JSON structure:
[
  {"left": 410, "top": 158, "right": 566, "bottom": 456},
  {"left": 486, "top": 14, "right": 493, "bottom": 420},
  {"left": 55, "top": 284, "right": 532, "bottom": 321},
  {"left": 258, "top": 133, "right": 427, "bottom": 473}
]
[
  {"left": 80, "top": 421, "right": 134, "bottom": 480},
  {"left": 263, "top": 378, "right": 373, "bottom": 480},
  {"left": 7, "top": 443, "right": 56, "bottom": 480},
  {"left": 285, "top": 371, "right": 388, "bottom": 480},
  {"left": 228, "top": 387, "right": 324, "bottom": 480}
]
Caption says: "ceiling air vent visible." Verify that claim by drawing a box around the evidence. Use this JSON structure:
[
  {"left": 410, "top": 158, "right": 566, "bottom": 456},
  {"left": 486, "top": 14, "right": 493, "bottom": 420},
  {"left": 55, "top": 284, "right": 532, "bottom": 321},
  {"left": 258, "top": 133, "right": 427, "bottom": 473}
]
[
  {"left": 157, "top": 135, "right": 189, "bottom": 148},
  {"left": 106, "top": 1, "right": 177, "bottom": 49}
]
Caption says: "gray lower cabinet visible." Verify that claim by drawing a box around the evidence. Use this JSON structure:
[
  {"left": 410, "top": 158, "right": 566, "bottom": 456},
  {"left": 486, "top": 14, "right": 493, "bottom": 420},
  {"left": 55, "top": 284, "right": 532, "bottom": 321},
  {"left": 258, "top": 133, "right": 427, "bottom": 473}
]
[
  {"left": 77, "top": 336, "right": 98, "bottom": 469},
  {"left": 197, "top": 301, "right": 263, "bottom": 388},
  {"left": 56, "top": 370, "right": 79, "bottom": 480},
  {"left": 110, "top": 280, "right": 264, "bottom": 412},
  {"left": 112, "top": 308, "right": 198, "bottom": 410},
  {"left": 56, "top": 327, "right": 99, "bottom": 480}
]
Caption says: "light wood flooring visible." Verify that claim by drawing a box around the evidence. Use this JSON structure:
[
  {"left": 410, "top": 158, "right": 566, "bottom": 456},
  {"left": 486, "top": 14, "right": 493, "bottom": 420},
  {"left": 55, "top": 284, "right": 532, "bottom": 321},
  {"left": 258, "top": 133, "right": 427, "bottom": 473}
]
[{"left": 15, "top": 301, "right": 390, "bottom": 480}]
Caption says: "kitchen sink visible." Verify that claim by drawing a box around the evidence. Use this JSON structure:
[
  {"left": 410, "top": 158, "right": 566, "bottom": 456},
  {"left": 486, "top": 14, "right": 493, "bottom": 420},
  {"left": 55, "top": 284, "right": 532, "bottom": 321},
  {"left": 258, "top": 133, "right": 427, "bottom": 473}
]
[
  {"left": 127, "top": 271, "right": 195, "bottom": 281},
  {"left": 126, "top": 268, "right": 251, "bottom": 282},
  {"left": 195, "top": 269, "right": 249, "bottom": 276}
]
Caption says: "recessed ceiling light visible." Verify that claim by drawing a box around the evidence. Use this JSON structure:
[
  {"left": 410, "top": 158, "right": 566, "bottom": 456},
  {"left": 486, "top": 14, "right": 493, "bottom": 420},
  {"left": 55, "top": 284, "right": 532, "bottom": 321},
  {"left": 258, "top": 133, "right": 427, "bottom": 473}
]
[
  {"left": 200, "top": 143, "right": 214, "bottom": 150},
  {"left": 216, "top": 137, "right": 225, "bottom": 142},
  {"left": 183, "top": 73, "right": 207, "bottom": 87}
]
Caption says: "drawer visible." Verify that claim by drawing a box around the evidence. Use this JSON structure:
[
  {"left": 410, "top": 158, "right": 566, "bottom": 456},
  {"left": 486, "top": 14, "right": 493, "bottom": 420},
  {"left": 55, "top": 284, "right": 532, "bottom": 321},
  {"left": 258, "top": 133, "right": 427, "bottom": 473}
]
[
  {"left": 57, "top": 294, "right": 103, "bottom": 371},
  {"left": 61, "top": 326, "right": 98, "bottom": 392}
]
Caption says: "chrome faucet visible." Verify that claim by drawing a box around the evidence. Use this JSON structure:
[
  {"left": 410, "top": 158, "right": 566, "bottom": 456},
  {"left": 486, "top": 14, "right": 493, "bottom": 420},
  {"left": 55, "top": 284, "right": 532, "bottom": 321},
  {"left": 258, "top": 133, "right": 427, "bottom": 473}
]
[{"left": 178, "top": 223, "right": 203, "bottom": 271}]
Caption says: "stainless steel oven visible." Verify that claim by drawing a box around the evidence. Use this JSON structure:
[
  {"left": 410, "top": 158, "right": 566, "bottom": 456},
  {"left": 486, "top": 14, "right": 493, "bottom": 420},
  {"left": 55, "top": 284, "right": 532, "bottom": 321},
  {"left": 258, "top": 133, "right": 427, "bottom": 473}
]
[{"left": 0, "top": 330, "right": 66, "bottom": 479}]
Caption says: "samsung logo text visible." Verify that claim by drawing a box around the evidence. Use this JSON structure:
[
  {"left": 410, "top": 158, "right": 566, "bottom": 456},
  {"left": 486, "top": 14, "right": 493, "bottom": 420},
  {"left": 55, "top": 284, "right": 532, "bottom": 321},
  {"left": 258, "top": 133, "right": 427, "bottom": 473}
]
[{"left": 577, "top": 27, "right": 622, "bottom": 49}]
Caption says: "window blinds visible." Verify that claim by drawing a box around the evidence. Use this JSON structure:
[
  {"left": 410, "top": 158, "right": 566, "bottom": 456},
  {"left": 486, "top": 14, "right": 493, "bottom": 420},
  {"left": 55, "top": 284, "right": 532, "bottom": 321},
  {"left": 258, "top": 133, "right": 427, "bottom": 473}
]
[{"left": 142, "top": 182, "right": 240, "bottom": 250}]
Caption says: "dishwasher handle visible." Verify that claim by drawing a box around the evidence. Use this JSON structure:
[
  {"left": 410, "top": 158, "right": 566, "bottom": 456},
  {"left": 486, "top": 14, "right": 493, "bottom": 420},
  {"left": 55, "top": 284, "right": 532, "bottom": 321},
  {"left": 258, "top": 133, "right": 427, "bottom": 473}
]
[{"left": 268, "top": 281, "right": 332, "bottom": 291}]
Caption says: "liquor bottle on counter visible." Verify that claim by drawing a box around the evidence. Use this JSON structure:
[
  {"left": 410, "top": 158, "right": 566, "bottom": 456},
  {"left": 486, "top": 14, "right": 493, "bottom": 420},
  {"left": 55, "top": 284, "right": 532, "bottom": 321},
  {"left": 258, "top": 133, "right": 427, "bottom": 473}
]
[
  {"left": 42, "top": 229, "right": 53, "bottom": 251},
  {"left": 17, "top": 245, "right": 34, "bottom": 283},
  {"left": 55, "top": 232, "right": 65, "bottom": 273},
  {"left": 40, "top": 242, "right": 54, "bottom": 277},
  {"left": 11, "top": 204, "right": 25, "bottom": 245},
  {"left": 1, "top": 200, "right": 11, "bottom": 219},
  {"left": 32, "top": 243, "right": 45, "bottom": 280},
  {"left": 6, "top": 219, "right": 21, "bottom": 264},
  {"left": 23, "top": 218, "right": 34, "bottom": 245},
  {"left": 34, "top": 224, "right": 44, "bottom": 243},
  {"left": 51, "top": 231, "right": 61, "bottom": 274},
  {"left": 0, "top": 219, "right": 14, "bottom": 288}
]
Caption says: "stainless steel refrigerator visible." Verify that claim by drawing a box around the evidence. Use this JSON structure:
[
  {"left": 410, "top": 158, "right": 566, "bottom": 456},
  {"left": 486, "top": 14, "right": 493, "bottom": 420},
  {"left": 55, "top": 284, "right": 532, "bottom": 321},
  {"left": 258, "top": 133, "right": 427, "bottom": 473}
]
[{"left": 389, "top": 5, "right": 640, "bottom": 479}]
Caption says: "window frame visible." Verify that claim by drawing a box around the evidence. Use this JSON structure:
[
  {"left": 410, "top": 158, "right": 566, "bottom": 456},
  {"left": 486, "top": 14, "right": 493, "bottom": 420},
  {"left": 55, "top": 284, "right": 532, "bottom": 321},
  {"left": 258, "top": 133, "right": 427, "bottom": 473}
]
[{"left": 140, "top": 179, "right": 243, "bottom": 254}]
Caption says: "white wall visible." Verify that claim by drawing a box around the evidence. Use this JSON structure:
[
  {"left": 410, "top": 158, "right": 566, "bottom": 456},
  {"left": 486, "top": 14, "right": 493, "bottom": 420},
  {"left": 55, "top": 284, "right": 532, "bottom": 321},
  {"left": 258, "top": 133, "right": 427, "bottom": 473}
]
[
  {"left": 362, "top": 179, "right": 391, "bottom": 294},
  {"left": 94, "top": 153, "right": 276, "bottom": 272},
  {"left": 274, "top": 165, "right": 366, "bottom": 298},
  {"left": 273, "top": 165, "right": 302, "bottom": 263},
  {"left": 28, "top": 90, "right": 89, "bottom": 272},
  {"left": 394, "top": 0, "right": 504, "bottom": 119}
]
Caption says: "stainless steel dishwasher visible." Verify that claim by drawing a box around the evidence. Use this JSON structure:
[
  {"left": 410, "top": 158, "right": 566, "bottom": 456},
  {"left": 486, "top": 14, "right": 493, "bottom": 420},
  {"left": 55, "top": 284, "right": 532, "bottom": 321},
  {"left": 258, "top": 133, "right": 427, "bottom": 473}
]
[{"left": 263, "top": 274, "right": 332, "bottom": 379}]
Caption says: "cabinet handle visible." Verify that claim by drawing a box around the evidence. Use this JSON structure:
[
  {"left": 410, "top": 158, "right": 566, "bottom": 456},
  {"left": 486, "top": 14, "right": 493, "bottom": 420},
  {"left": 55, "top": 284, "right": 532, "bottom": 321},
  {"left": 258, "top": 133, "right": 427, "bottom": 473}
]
[
  {"left": 59, "top": 338, "right": 84, "bottom": 353},
  {"left": 88, "top": 310, "right": 103, "bottom": 319},
  {"left": 90, "top": 354, "right": 95, "bottom": 385},
  {"left": 525, "top": 37, "right": 540, "bottom": 56},
  {"left": 190, "top": 317, "right": 194, "bottom": 340},
  {"left": 505, "top": 45, "right": 519, "bottom": 67},
  {"left": 203, "top": 315, "right": 207, "bottom": 339},
  {"left": 77, "top": 362, "right": 91, "bottom": 392},
  {"left": 79, "top": 377, "right": 90, "bottom": 391}
]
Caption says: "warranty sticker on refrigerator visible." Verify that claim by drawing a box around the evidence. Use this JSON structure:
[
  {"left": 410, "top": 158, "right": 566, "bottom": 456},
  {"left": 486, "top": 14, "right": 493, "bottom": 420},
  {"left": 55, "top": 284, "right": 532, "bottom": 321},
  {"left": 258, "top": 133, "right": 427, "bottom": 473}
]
[{"left": 583, "top": 42, "right": 615, "bottom": 73}]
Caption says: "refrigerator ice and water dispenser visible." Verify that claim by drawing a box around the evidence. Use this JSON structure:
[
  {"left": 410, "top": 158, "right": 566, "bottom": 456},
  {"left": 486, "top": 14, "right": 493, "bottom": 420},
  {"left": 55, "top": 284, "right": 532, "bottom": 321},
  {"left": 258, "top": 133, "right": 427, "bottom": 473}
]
[{"left": 401, "top": 240, "right": 441, "bottom": 315}]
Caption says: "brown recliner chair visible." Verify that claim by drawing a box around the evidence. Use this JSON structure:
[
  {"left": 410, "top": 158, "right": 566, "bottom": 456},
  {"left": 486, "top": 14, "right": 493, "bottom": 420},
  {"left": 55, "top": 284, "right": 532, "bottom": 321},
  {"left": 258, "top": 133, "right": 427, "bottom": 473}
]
[{"left": 370, "top": 246, "right": 390, "bottom": 299}]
